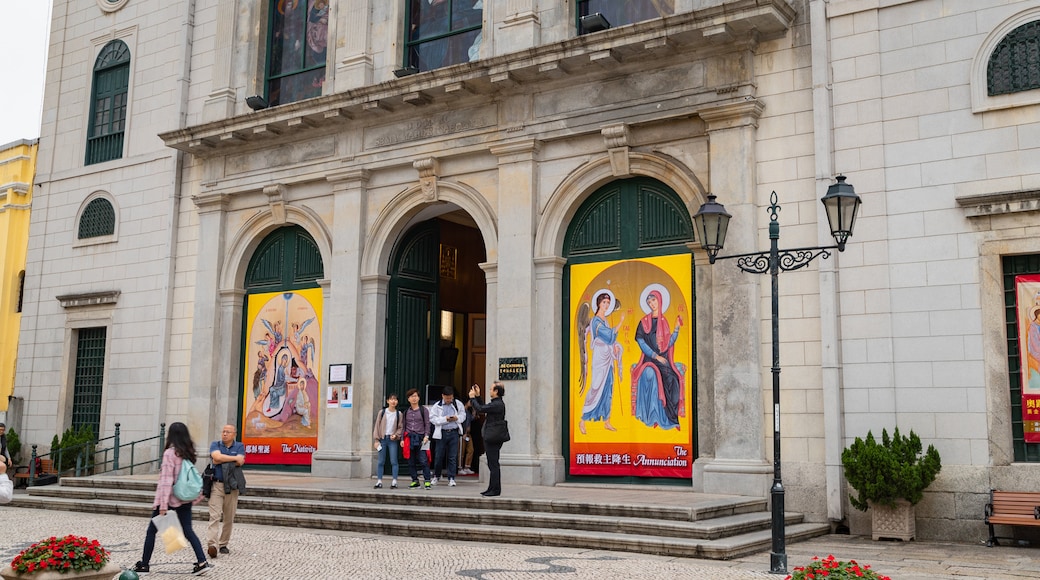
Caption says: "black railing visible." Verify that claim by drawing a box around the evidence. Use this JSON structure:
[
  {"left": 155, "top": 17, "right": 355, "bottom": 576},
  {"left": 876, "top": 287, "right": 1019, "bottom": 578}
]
[{"left": 25, "top": 423, "right": 166, "bottom": 485}]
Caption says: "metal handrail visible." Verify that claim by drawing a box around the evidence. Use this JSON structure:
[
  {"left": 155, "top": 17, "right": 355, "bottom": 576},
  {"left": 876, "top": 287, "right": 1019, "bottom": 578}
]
[{"left": 25, "top": 423, "right": 166, "bottom": 485}]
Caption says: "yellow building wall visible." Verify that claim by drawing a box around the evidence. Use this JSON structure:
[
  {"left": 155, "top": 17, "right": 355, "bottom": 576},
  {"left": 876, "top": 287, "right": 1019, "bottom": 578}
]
[{"left": 0, "top": 139, "right": 36, "bottom": 413}]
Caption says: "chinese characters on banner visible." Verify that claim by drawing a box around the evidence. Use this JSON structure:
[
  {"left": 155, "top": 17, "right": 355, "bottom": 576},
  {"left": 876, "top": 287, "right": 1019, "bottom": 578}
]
[
  {"left": 569, "top": 254, "right": 693, "bottom": 478},
  {"left": 1017, "top": 274, "right": 1040, "bottom": 443},
  {"left": 242, "top": 289, "right": 322, "bottom": 465}
]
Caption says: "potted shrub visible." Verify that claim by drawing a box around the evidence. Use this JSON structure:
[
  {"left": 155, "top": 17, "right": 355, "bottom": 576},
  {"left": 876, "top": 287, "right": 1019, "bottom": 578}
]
[{"left": 841, "top": 427, "right": 941, "bottom": 541}]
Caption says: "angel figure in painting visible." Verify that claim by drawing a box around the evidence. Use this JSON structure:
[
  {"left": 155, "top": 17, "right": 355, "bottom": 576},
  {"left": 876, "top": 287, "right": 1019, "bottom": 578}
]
[
  {"left": 576, "top": 290, "right": 624, "bottom": 435},
  {"left": 631, "top": 284, "right": 685, "bottom": 430}
]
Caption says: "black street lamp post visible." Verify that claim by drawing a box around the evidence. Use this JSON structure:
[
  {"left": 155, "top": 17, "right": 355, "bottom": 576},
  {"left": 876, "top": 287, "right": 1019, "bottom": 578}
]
[{"left": 692, "top": 176, "right": 861, "bottom": 575}]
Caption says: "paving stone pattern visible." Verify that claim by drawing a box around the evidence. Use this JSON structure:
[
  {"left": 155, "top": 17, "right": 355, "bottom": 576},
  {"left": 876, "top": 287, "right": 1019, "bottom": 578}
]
[{"left": 2, "top": 505, "right": 1040, "bottom": 579}]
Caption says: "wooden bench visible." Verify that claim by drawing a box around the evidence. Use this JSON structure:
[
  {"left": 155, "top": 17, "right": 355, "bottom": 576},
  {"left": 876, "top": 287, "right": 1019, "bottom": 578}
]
[
  {"left": 12, "top": 458, "right": 57, "bottom": 489},
  {"left": 985, "top": 489, "right": 1040, "bottom": 547}
]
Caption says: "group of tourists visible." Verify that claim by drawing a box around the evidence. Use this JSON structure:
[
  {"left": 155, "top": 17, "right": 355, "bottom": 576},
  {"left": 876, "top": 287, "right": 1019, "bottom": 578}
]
[{"left": 373, "top": 382, "right": 507, "bottom": 497}]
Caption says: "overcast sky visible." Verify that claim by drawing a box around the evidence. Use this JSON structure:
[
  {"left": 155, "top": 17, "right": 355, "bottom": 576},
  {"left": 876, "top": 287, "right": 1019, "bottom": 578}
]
[{"left": 0, "top": 4, "right": 52, "bottom": 147}]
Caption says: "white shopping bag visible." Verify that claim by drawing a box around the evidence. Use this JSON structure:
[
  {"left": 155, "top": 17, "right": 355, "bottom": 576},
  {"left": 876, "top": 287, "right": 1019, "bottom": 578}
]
[
  {"left": 151, "top": 512, "right": 190, "bottom": 554},
  {"left": 0, "top": 474, "right": 12, "bottom": 504}
]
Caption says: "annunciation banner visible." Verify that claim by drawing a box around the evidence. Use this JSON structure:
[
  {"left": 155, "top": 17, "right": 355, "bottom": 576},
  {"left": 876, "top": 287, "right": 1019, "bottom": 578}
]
[{"left": 568, "top": 254, "right": 693, "bottom": 478}]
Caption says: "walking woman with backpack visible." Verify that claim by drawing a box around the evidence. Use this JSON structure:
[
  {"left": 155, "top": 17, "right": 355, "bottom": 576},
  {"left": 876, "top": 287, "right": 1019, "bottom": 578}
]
[{"left": 133, "top": 421, "right": 214, "bottom": 576}]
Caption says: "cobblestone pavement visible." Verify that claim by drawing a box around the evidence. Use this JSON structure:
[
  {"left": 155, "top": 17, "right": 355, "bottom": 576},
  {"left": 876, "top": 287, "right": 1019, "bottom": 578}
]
[{"left": 1, "top": 505, "right": 1039, "bottom": 579}]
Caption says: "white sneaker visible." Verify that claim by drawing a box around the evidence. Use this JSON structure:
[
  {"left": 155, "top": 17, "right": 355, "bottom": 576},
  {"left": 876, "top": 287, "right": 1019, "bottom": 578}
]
[
  {"left": 459, "top": 468, "right": 473, "bottom": 475},
  {"left": 430, "top": 477, "right": 439, "bottom": 485},
  {"left": 449, "top": 479, "right": 457, "bottom": 487}
]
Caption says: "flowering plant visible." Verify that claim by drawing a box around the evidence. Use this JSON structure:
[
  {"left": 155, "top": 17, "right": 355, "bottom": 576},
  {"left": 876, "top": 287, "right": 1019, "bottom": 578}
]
[
  {"left": 786, "top": 554, "right": 891, "bottom": 580},
  {"left": 9, "top": 535, "right": 111, "bottom": 575}
]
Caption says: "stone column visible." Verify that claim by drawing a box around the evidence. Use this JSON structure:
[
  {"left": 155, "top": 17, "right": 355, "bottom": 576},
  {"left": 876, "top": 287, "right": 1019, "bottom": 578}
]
[
  {"left": 214, "top": 288, "right": 245, "bottom": 428},
  {"left": 695, "top": 101, "right": 772, "bottom": 498},
  {"left": 188, "top": 193, "right": 229, "bottom": 441},
  {"left": 488, "top": 137, "right": 540, "bottom": 484},
  {"left": 203, "top": 0, "right": 238, "bottom": 121},
  {"left": 311, "top": 170, "right": 370, "bottom": 478}
]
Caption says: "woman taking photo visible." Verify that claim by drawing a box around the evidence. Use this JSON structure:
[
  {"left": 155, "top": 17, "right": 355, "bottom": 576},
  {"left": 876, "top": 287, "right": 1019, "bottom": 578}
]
[
  {"left": 133, "top": 422, "right": 214, "bottom": 576},
  {"left": 468, "top": 382, "right": 506, "bottom": 497}
]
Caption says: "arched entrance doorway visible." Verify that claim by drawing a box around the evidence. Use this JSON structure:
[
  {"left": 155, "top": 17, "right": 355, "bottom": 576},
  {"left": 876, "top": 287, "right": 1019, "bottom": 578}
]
[
  {"left": 563, "top": 177, "right": 696, "bottom": 484},
  {"left": 385, "top": 211, "right": 488, "bottom": 405},
  {"left": 239, "top": 225, "right": 325, "bottom": 469}
]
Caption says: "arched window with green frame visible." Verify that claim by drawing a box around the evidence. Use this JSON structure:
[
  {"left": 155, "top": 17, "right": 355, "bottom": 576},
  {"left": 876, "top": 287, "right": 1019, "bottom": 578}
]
[{"left": 86, "top": 40, "right": 130, "bottom": 165}]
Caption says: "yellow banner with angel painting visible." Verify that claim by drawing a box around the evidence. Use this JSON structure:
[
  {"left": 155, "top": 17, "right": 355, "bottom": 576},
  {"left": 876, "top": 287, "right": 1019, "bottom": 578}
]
[
  {"left": 242, "top": 288, "right": 322, "bottom": 465},
  {"left": 568, "top": 254, "right": 693, "bottom": 478}
]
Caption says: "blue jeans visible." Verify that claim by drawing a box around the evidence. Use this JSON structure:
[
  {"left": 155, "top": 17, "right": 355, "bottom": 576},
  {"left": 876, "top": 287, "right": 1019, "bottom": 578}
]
[
  {"left": 142, "top": 503, "right": 206, "bottom": 565},
  {"left": 434, "top": 428, "right": 460, "bottom": 479},
  {"left": 376, "top": 436, "right": 400, "bottom": 480}
]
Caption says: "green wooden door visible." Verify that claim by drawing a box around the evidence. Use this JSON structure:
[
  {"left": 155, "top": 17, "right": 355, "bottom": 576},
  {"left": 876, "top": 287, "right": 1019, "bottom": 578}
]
[
  {"left": 563, "top": 177, "right": 697, "bottom": 484},
  {"left": 386, "top": 221, "right": 441, "bottom": 403}
]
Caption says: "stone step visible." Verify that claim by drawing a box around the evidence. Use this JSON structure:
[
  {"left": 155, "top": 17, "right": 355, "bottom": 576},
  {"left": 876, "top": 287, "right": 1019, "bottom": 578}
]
[
  {"left": 8, "top": 494, "right": 830, "bottom": 560},
  {"left": 22, "top": 484, "right": 799, "bottom": 540},
  {"left": 54, "top": 476, "right": 768, "bottom": 522}
]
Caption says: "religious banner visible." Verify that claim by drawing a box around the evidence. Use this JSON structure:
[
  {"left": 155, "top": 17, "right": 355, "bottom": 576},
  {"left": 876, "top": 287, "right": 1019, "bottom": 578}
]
[
  {"left": 569, "top": 254, "right": 693, "bottom": 478},
  {"left": 242, "top": 289, "right": 322, "bottom": 465},
  {"left": 1016, "top": 274, "right": 1040, "bottom": 443}
]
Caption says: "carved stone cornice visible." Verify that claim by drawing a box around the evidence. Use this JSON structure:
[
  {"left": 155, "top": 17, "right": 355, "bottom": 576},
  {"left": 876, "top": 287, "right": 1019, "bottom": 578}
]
[
  {"left": 956, "top": 189, "right": 1040, "bottom": 217},
  {"left": 191, "top": 192, "right": 231, "bottom": 213},
  {"left": 265, "top": 183, "right": 288, "bottom": 224},
  {"left": 56, "top": 291, "right": 120, "bottom": 309},
  {"left": 414, "top": 157, "right": 440, "bottom": 202}
]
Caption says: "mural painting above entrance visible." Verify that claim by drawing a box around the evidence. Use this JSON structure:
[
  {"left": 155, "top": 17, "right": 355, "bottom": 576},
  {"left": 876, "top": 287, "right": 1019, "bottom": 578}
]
[
  {"left": 242, "top": 288, "right": 322, "bottom": 465},
  {"left": 569, "top": 253, "right": 692, "bottom": 478}
]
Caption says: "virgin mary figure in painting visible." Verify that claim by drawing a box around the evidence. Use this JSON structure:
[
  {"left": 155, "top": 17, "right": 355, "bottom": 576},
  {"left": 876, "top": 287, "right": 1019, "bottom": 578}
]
[
  {"left": 631, "top": 285, "right": 685, "bottom": 430},
  {"left": 576, "top": 290, "right": 625, "bottom": 435}
]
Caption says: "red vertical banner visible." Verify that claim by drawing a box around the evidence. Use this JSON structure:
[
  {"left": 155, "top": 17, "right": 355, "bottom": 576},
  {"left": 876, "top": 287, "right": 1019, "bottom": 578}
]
[
  {"left": 242, "top": 289, "right": 322, "bottom": 465},
  {"left": 1016, "top": 274, "right": 1040, "bottom": 443},
  {"left": 568, "top": 255, "right": 693, "bottom": 478}
]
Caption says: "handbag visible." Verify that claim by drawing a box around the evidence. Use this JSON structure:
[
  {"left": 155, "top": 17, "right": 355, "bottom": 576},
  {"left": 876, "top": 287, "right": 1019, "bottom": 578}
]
[
  {"left": 202, "top": 464, "right": 215, "bottom": 499},
  {"left": 483, "top": 419, "right": 511, "bottom": 444}
]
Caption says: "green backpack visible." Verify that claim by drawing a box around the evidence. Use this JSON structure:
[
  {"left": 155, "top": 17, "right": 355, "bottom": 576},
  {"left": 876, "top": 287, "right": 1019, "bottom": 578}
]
[{"left": 173, "top": 459, "right": 203, "bottom": 501}]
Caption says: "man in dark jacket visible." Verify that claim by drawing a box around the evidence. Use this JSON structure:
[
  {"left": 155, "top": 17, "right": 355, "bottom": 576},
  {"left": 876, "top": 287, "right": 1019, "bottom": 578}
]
[{"left": 206, "top": 425, "right": 246, "bottom": 558}]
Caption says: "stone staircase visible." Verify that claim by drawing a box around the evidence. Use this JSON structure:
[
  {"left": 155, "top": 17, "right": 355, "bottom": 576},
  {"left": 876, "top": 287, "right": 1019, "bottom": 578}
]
[{"left": 11, "top": 476, "right": 830, "bottom": 560}]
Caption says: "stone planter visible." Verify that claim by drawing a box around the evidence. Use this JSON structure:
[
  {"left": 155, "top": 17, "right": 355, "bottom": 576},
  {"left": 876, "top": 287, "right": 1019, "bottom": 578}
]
[
  {"left": 870, "top": 499, "right": 915, "bottom": 541},
  {"left": 0, "top": 562, "right": 121, "bottom": 580}
]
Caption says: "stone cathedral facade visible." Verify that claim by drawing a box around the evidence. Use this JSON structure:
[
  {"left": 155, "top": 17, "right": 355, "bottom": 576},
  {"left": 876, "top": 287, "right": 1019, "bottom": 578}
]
[{"left": 14, "top": 0, "right": 1040, "bottom": 542}]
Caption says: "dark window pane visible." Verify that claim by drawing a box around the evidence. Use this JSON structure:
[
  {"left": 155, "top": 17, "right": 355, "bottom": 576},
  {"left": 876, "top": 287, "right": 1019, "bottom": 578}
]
[
  {"left": 405, "top": 0, "right": 483, "bottom": 71},
  {"left": 267, "top": 0, "right": 328, "bottom": 106}
]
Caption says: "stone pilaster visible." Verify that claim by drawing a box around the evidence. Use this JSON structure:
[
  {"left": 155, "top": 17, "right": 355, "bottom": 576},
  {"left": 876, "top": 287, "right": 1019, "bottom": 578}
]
[
  {"left": 188, "top": 193, "right": 230, "bottom": 441},
  {"left": 495, "top": 0, "right": 539, "bottom": 56},
  {"left": 334, "top": 0, "right": 373, "bottom": 89},
  {"left": 488, "top": 138, "right": 541, "bottom": 484},
  {"left": 203, "top": 0, "right": 238, "bottom": 121},
  {"left": 694, "top": 101, "right": 772, "bottom": 497},
  {"left": 533, "top": 256, "right": 567, "bottom": 484},
  {"left": 311, "top": 170, "right": 370, "bottom": 477}
]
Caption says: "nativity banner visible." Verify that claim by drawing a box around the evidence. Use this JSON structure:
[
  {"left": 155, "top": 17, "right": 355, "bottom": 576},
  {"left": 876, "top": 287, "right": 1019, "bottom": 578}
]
[
  {"left": 1017, "top": 274, "right": 1040, "bottom": 443},
  {"left": 569, "top": 254, "right": 694, "bottom": 478},
  {"left": 242, "top": 288, "right": 322, "bottom": 465}
]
